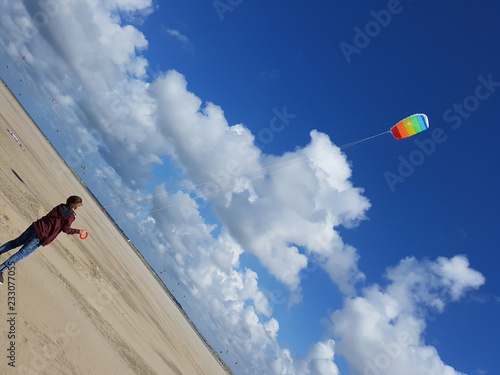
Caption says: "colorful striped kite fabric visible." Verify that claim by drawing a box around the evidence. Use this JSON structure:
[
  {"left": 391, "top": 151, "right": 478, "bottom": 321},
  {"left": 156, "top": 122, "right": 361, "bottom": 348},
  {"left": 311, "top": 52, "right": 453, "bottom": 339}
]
[{"left": 390, "top": 114, "right": 429, "bottom": 140}]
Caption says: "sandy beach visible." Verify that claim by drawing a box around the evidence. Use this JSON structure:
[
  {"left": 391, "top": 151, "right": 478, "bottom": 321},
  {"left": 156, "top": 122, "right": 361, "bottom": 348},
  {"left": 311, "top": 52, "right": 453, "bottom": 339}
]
[{"left": 0, "top": 79, "right": 231, "bottom": 375}]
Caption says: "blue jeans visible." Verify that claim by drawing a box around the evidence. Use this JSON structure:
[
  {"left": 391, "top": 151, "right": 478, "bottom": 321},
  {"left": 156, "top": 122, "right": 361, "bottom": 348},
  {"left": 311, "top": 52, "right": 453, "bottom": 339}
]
[{"left": 0, "top": 224, "right": 41, "bottom": 272}]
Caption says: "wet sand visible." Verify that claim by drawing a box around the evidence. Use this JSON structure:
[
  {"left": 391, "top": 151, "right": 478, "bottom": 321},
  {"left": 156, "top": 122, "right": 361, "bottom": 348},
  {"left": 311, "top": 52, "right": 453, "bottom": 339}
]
[{"left": 0, "top": 79, "right": 231, "bottom": 375}]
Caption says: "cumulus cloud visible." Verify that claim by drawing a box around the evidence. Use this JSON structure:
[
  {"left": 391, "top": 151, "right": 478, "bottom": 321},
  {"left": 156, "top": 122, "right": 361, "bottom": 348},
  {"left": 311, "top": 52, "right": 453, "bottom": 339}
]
[
  {"left": 433, "top": 256, "right": 485, "bottom": 301},
  {"left": 329, "top": 256, "right": 485, "bottom": 375},
  {"left": 149, "top": 71, "right": 370, "bottom": 296},
  {"left": 291, "top": 340, "right": 340, "bottom": 375},
  {"left": 144, "top": 185, "right": 342, "bottom": 374}
]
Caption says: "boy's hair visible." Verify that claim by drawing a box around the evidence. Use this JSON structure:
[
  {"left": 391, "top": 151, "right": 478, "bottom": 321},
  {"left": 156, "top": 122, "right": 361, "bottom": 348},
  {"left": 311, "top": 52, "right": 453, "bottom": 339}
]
[{"left": 66, "top": 196, "right": 83, "bottom": 209}]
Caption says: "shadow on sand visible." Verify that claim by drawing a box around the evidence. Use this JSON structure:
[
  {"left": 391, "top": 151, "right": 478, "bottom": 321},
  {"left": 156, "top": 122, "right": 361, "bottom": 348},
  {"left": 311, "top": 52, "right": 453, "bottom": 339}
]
[{"left": 11, "top": 169, "right": 25, "bottom": 185}]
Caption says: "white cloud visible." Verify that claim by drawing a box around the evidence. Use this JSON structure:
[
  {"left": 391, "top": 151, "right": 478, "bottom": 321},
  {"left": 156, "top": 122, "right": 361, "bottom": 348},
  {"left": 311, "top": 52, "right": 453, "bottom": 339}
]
[
  {"left": 329, "top": 256, "right": 485, "bottom": 375},
  {"left": 126, "top": 184, "right": 342, "bottom": 374},
  {"left": 149, "top": 72, "right": 370, "bottom": 295},
  {"left": 302, "top": 340, "right": 340, "bottom": 375},
  {"left": 433, "top": 255, "right": 485, "bottom": 300},
  {"left": 165, "top": 28, "right": 189, "bottom": 44}
]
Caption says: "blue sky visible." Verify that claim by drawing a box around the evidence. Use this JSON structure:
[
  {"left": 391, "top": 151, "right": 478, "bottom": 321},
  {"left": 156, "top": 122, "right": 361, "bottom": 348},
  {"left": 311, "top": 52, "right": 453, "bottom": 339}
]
[{"left": 1, "top": 1, "right": 499, "bottom": 374}]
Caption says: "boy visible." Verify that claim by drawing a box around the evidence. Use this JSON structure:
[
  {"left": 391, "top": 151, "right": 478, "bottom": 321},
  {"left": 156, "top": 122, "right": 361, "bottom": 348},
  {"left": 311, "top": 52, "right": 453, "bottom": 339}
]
[{"left": 0, "top": 196, "right": 87, "bottom": 283}]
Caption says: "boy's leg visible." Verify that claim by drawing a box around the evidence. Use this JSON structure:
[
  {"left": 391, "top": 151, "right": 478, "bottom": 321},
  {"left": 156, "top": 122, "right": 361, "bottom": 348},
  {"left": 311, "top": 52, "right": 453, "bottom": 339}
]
[
  {"left": 0, "top": 224, "right": 36, "bottom": 256},
  {"left": 0, "top": 234, "right": 40, "bottom": 274}
]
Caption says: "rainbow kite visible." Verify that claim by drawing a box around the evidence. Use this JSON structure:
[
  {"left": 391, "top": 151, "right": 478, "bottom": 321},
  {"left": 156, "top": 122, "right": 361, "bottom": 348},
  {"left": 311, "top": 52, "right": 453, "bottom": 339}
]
[
  {"left": 390, "top": 113, "right": 429, "bottom": 140},
  {"left": 338, "top": 113, "right": 430, "bottom": 149}
]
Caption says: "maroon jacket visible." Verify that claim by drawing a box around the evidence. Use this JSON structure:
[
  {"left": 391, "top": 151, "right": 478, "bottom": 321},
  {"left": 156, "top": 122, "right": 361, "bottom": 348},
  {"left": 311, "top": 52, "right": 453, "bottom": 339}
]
[{"left": 33, "top": 204, "right": 81, "bottom": 246}]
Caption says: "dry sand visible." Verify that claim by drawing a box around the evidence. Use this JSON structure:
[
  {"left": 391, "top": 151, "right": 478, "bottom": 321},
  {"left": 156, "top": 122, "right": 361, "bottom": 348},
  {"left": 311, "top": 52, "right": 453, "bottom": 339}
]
[{"left": 0, "top": 79, "right": 232, "bottom": 375}]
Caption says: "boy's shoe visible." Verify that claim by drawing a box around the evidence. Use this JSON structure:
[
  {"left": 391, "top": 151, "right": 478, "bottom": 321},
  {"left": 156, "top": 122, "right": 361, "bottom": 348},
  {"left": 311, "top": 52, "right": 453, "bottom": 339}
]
[{"left": 0, "top": 272, "right": 3, "bottom": 284}]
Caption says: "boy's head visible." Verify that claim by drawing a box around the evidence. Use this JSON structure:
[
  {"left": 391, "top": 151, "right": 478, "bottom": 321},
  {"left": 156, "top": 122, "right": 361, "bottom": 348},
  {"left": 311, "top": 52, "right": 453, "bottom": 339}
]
[{"left": 66, "top": 196, "right": 83, "bottom": 210}]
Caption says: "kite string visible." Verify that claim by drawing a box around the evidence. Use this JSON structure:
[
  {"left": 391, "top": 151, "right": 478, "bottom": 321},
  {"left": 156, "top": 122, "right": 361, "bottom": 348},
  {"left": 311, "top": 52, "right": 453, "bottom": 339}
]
[
  {"left": 88, "top": 129, "right": 392, "bottom": 231},
  {"left": 97, "top": 153, "right": 314, "bottom": 229},
  {"left": 339, "top": 130, "right": 391, "bottom": 149},
  {"left": 95, "top": 129, "right": 392, "bottom": 214},
  {"left": 98, "top": 152, "right": 316, "bottom": 212}
]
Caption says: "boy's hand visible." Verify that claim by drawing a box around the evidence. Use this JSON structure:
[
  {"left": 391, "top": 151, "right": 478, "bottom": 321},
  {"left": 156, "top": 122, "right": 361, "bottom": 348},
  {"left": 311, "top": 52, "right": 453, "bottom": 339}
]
[{"left": 79, "top": 230, "right": 88, "bottom": 239}]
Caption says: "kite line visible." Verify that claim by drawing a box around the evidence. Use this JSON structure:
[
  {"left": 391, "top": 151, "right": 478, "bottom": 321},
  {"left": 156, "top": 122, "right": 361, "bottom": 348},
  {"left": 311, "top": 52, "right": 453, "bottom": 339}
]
[
  {"left": 88, "top": 129, "right": 391, "bottom": 215},
  {"left": 83, "top": 114, "right": 429, "bottom": 231}
]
